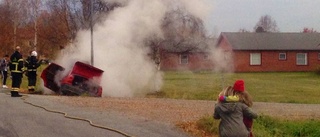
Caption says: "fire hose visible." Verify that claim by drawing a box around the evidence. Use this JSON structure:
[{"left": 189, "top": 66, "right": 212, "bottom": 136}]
[{"left": 8, "top": 93, "right": 135, "bottom": 137}]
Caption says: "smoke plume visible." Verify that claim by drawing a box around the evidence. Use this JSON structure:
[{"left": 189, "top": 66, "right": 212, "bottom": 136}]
[{"left": 52, "top": 0, "right": 212, "bottom": 97}]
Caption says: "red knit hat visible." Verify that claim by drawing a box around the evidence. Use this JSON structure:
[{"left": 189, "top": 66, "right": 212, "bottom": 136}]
[{"left": 233, "top": 80, "right": 245, "bottom": 92}]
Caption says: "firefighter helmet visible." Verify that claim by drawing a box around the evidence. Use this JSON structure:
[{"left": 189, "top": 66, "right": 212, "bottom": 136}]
[{"left": 31, "top": 51, "right": 37, "bottom": 57}]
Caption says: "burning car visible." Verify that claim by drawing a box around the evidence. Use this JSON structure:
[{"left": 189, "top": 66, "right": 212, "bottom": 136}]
[{"left": 41, "top": 61, "right": 104, "bottom": 97}]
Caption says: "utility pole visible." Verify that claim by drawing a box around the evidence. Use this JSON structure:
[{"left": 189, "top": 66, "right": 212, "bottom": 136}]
[
  {"left": 33, "top": 0, "right": 40, "bottom": 51},
  {"left": 34, "top": 19, "right": 37, "bottom": 51},
  {"left": 90, "top": 0, "right": 94, "bottom": 66},
  {"left": 14, "top": 23, "right": 17, "bottom": 48}
]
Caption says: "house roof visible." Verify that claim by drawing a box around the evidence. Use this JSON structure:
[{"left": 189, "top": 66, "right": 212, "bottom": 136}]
[
  {"left": 161, "top": 37, "right": 216, "bottom": 53},
  {"left": 219, "top": 32, "right": 320, "bottom": 50}
]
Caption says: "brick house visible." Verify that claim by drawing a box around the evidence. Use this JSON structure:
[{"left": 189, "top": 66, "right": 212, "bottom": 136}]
[
  {"left": 216, "top": 32, "right": 320, "bottom": 72},
  {"left": 159, "top": 39, "right": 216, "bottom": 71}
]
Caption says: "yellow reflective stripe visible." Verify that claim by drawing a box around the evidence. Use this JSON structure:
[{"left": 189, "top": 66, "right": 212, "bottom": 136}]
[
  {"left": 11, "top": 59, "right": 24, "bottom": 72},
  {"left": 11, "top": 70, "right": 22, "bottom": 73},
  {"left": 11, "top": 88, "right": 19, "bottom": 91},
  {"left": 28, "top": 69, "right": 37, "bottom": 71},
  {"left": 11, "top": 62, "right": 19, "bottom": 70},
  {"left": 28, "top": 86, "right": 35, "bottom": 89}
]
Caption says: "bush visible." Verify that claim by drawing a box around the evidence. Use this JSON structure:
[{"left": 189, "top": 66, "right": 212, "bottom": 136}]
[
  {"left": 196, "top": 115, "right": 219, "bottom": 135},
  {"left": 284, "top": 120, "right": 320, "bottom": 137},
  {"left": 255, "top": 115, "right": 320, "bottom": 137},
  {"left": 314, "top": 65, "right": 320, "bottom": 75},
  {"left": 197, "top": 115, "right": 320, "bottom": 137}
]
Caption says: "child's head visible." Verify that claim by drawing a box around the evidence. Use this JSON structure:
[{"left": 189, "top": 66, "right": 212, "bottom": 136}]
[
  {"left": 225, "top": 86, "right": 234, "bottom": 96},
  {"left": 233, "top": 79, "right": 253, "bottom": 107},
  {"left": 233, "top": 79, "right": 245, "bottom": 92}
]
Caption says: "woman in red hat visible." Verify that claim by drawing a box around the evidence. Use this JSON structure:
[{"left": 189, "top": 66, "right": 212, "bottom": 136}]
[
  {"left": 233, "top": 80, "right": 254, "bottom": 137},
  {"left": 216, "top": 79, "right": 256, "bottom": 137}
]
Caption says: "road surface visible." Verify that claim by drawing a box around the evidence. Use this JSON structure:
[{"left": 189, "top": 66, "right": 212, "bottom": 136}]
[{"left": 0, "top": 89, "right": 190, "bottom": 137}]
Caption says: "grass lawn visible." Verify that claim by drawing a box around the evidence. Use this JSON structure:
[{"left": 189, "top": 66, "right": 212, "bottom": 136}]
[
  {"left": 161, "top": 71, "right": 320, "bottom": 137},
  {"left": 160, "top": 71, "right": 320, "bottom": 104},
  {"left": 197, "top": 115, "right": 320, "bottom": 137}
]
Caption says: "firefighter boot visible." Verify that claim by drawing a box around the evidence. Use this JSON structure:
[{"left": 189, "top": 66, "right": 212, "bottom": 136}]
[
  {"left": 11, "top": 91, "right": 22, "bottom": 97},
  {"left": 15, "top": 91, "right": 22, "bottom": 97},
  {"left": 28, "top": 89, "right": 34, "bottom": 94}
]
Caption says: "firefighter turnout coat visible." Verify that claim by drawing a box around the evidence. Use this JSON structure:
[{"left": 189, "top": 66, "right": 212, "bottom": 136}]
[
  {"left": 25, "top": 56, "right": 41, "bottom": 92},
  {"left": 10, "top": 51, "right": 24, "bottom": 92}
]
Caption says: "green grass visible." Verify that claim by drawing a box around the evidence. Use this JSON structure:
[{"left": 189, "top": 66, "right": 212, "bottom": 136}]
[
  {"left": 197, "top": 115, "right": 320, "bottom": 137},
  {"left": 159, "top": 71, "right": 320, "bottom": 136},
  {"left": 159, "top": 71, "right": 320, "bottom": 104},
  {"left": 10, "top": 67, "right": 320, "bottom": 104}
]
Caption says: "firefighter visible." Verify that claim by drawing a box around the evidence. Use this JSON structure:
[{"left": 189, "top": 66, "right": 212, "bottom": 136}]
[
  {"left": 25, "top": 51, "right": 41, "bottom": 93},
  {"left": 9, "top": 46, "right": 24, "bottom": 97}
]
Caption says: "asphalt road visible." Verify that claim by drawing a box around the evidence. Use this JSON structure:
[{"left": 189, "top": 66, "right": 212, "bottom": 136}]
[{"left": 0, "top": 89, "right": 190, "bottom": 137}]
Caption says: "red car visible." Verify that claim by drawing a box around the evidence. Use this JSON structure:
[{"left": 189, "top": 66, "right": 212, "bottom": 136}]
[{"left": 41, "top": 61, "right": 104, "bottom": 97}]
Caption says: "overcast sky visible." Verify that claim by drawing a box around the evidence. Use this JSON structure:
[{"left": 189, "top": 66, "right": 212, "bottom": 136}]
[{"left": 206, "top": 0, "right": 320, "bottom": 35}]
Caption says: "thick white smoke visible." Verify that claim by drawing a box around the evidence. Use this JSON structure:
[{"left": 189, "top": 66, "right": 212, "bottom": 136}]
[{"left": 53, "top": 0, "right": 212, "bottom": 97}]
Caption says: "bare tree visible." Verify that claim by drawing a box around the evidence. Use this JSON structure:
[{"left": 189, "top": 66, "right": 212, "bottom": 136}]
[
  {"left": 254, "top": 15, "right": 279, "bottom": 32},
  {"left": 0, "top": 2, "right": 14, "bottom": 54},
  {"left": 44, "top": 0, "right": 121, "bottom": 40},
  {"left": 80, "top": 0, "right": 122, "bottom": 29},
  {"left": 145, "top": 8, "right": 208, "bottom": 68},
  {"left": 36, "top": 0, "right": 122, "bottom": 57},
  {"left": 160, "top": 8, "right": 207, "bottom": 52},
  {"left": 4, "top": 0, "right": 29, "bottom": 49},
  {"left": 3, "top": 0, "right": 211, "bottom": 61},
  {"left": 0, "top": 0, "right": 124, "bottom": 58},
  {"left": 44, "top": 0, "right": 73, "bottom": 47},
  {"left": 28, "top": 0, "right": 41, "bottom": 51}
]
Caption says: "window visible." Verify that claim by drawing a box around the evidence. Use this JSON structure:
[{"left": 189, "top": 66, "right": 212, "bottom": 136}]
[
  {"left": 180, "top": 54, "right": 188, "bottom": 64},
  {"left": 296, "top": 53, "right": 307, "bottom": 65},
  {"left": 318, "top": 53, "right": 320, "bottom": 60},
  {"left": 279, "top": 53, "right": 286, "bottom": 60},
  {"left": 250, "top": 53, "right": 261, "bottom": 65},
  {"left": 203, "top": 54, "right": 209, "bottom": 60}
]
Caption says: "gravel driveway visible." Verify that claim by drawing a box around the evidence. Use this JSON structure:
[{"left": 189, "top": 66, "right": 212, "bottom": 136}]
[
  {"left": 23, "top": 95, "right": 191, "bottom": 137},
  {"left": 24, "top": 95, "right": 320, "bottom": 137},
  {"left": 49, "top": 96, "right": 320, "bottom": 123}
]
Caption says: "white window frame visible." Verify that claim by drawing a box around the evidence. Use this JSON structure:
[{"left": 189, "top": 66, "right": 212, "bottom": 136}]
[
  {"left": 180, "top": 54, "right": 188, "bottom": 64},
  {"left": 279, "top": 53, "right": 286, "bottom": 60},
  {"left": 250, "top": 53, "right": 261, "bottom": 65},
  {"left": 296, "top": 53, "right": 307, "bottom": 65}
]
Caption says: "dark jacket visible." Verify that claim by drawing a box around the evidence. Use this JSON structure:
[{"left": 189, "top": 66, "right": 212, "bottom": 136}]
[
  {"left": 24, "top": 56, "right": 41, "bottom": 76},
  {"left": 214, "top": 102, "right": 258, "bottom": 137},
  {"left": 25, "top": 56, "right": 40, "bottom": 70},
  {"left": 10, "top": 51, "right": 23, "bottom": 73},
  {"left": 0, "top": 58, "right": 8, "bottom": 71}
]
